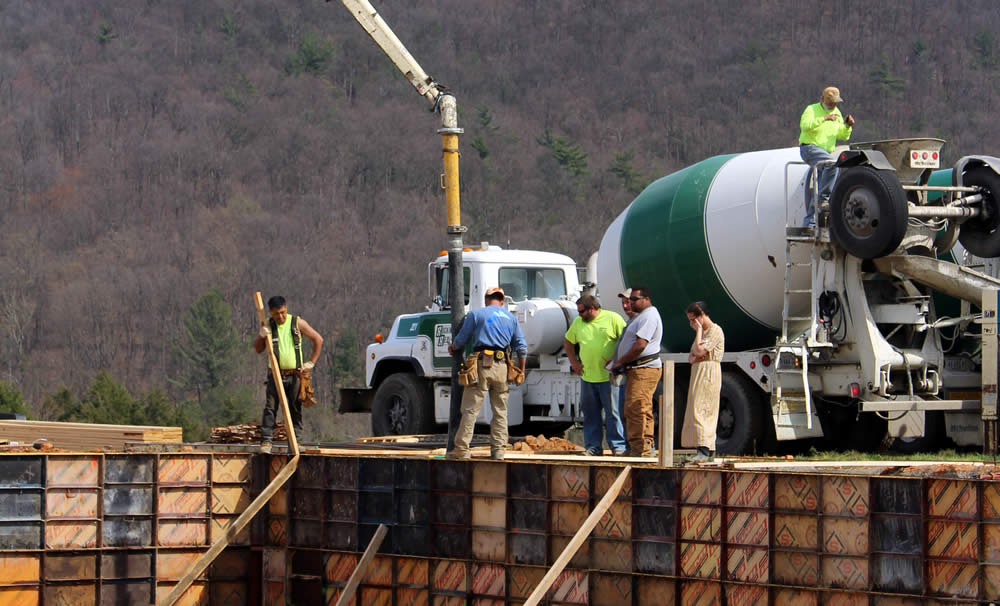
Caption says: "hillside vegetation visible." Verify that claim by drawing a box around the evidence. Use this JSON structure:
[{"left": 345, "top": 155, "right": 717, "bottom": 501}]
[{"left": 0, "top": 0, "right": 998, "bottom": 439}]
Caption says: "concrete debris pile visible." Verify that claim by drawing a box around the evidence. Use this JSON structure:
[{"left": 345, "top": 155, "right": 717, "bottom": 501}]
[
  {"left": 211, "top": 422, "right": 287, "bottom": 443},
  {"left": 511, "top": 434, "right": 582, "bottom": 452}
]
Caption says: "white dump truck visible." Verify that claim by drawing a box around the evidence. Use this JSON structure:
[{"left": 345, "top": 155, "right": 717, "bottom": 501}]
[{"left": 341, "top": 138, "right": 1000, "bottom": 454}]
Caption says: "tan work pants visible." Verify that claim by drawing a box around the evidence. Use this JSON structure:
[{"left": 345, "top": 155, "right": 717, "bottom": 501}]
[
  {"left": 452, "top": 357, "right": 509, "bottom": 454},
  {"left": 624, "top": 366, "right": 662, "bottom": 456}
]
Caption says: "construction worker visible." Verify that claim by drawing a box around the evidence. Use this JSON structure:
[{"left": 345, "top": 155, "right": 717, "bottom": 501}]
[
  {"left": 799, "top": 86, "right": 855, "bottom": 227},
  {"left": 610, "top": 285, "right": 663, "bottom": 457},
  {"left": 563, "top": 294, "right": 627, "bottom": 456},
  {"left": 447, "top": 287, "right": 527, "bottom": 460},
  {"left": 254, "top": 296, "right": 324, "bottom": 452}
]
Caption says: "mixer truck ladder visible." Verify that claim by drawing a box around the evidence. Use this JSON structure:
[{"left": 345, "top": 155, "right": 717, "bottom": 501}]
[{"left": 772, "top": 227, "right": 830, "bottom": 435}]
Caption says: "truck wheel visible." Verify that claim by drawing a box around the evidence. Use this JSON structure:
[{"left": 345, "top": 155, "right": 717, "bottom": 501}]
[
  {"left": 957, "top": 166, "right": 1000, "bottom": 258},
  {"left": 371, "top": 374, "right": 432, "bottom": 436},
  {"left": 829, "top": 166, "right": 907, "bottom": 259},
  {"left": 716, "top": 372, "right": 765, "bottom": 455}
]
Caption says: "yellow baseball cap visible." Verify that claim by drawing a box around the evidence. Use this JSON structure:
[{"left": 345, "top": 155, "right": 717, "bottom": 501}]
[{"left": 822, "top": 86, "right": 844, "bottom": 103}]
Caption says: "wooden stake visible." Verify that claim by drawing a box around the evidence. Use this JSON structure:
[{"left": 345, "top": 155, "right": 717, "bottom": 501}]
[
  {"left": 523, "top": 466, "right": 631, "bottom": 606},
  {"left": 161, "top": 291, "right": 301, "bottom": 605},
  {"left": 334, "top": 524, "right": 388, "bottom": 606},
  {"left": 659, "top": 360, "right": 674, "bottom": 467}
]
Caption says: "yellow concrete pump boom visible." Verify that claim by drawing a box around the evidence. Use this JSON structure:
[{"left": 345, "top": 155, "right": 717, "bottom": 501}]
[{"left": 334, "top": 0, "right": 468, "bottom": 447}]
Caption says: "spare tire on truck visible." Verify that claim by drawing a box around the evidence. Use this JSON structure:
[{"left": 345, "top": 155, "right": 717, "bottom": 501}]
[
  {"left": 828, "top": 166, "right": 908, "bottom": 259},
  {"left": 957, "top": 166, "right": 1000, "bottom": 258}
]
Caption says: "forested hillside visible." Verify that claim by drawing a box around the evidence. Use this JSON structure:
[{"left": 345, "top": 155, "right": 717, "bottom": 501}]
[{"left": 1, "top": 0, "right": 998, "bottom": 440}]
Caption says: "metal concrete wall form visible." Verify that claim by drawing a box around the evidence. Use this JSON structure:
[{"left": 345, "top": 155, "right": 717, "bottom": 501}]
[
  {"left": 0, "top": 452, "right": 255, "bottom": 606},
  {"left": 5, "top": 452, "right": 1000, "bottom": 604},
  {"left": 273, "top": 456, "right": 1000, "bottom": 606}
]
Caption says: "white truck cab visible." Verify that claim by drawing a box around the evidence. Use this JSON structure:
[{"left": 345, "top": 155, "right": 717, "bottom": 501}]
[{"left": 341, "top": 244, "right": 587, "bottom": 436}]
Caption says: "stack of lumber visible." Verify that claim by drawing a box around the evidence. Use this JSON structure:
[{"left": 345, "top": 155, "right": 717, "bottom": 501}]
[
  {"left": 0, "top": 420, "right": 183, "bottom": 451},
  {"left": 211, "top": 422, "right": 287, "bottom": 444}
]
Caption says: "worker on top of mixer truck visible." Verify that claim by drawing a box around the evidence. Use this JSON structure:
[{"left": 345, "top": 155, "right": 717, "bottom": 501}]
[{"left": 799, "top": 86, "right": 855, "bottom": 227}]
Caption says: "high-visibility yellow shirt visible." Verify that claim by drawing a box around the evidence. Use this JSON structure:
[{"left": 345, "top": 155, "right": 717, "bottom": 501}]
[
  {"left": 274, "top": 316, "right": 299, "bottom": 370},
  {"left": 799, "top": 102, "right": 852, "bottom": 153}
]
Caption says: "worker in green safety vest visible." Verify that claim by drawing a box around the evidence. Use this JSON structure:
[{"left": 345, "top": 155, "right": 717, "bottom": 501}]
[{"left": 254, "top": 295, "right": 324, "bottom": 452}]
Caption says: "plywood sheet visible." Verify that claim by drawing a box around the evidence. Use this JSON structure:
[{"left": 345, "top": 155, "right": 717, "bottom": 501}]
[
  {"left": 927, "top": 560, "right": 979, "bottom": 599},
  {"left": 927, "top": 521, "right": 977, "bottom": 559},
  {"left": 471, "top": 462, "right": 505, "bottom": 495},
  {"left": 775, "top": 475, "right": 819, "bottom": 511},
  {"left": 774, "top": 551, "right": 820, "bottom": 586},
  {"left": 726, "top": 472, "right": 768, "bottom": 508},
  {"left": 550, "top": 465, "right": 589, "bottom": 500},
  {"left": 678, "top": 580, "right": 721, "bottom": 606},
  {"left": 470, "top": 563, "right": 504, "bottom": 596},
  {"left": 46, "top": 520, "right": 98, "bottom": 548},
  {"left": 158, "top": 456, "right": 209, "bottom": 484},
  {"left": 471, "top": 496, "right": 505, "bottom": 529},
  {"left": 727, "top": 547, "right": 768, "bottom": 583},
  {"left": 590, "top": 572, "right": 630, "bottom": 606},
  {"left": 678, "top": 542, "right": 720, "bottom": 579},
  {"left": 158, "top": 519, "right": 208, "bottom": 547},
  {"left": 727, "top": 511, "right": 768, "bottom": 546},
  {"left": 823, "top": 476, "right": 869, "bottom": 516},
  {"left": 547, "top": 569, "right": 587, "bottom": 604},
  {"left": 928, "top": 479, "right": 977, "bottom": 519},
  {"left": 774, "top": 513, "right": 818, "bottom": 550},
  {"left": 824, "top": 518, "right": 868, "bottom": 555},
  {"left": 680, "top": 506, "right": 721, "bottom": 542},
  {"left": 680, "top": 470, "right": 721, "bottom": 505},
  {"left": 822, "top": 555, "right": 869, "bottom": 590},
  {"left": 46, "top": 456, "right": 99, "bottom": 487},
  {"left": 471, "top": 530, "right": 505, "bottom": 562},
  {"left": 725, "top": 584, "right": 768, "bottom": 606},
  {"left": 159, "top": 487, "right": 208, "bottom": 515},
  {"left": 593, "top": 500, "right": 631, "bottom": 539},
  {"left": 212, "top": 454, "right": 251, "bottom": 483},
  {"left": 635, "top": 576, "right": 674, "bottom": 605}
]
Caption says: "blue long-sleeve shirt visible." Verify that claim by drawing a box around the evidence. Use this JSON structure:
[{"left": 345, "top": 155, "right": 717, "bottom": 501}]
[{"left": 452, "top": 305, "right": 528, "bottom": 355}]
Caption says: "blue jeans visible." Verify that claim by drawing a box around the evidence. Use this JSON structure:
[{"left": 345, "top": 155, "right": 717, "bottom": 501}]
[
  {"left": 580, "top": 380, "right": 627, "bottom": 453},
  {"left": 800, "top": 144, "right": 838, "bottom": 226}
]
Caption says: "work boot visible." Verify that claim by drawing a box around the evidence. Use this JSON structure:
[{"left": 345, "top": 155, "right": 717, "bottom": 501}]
[
  {"left": 259, "top": 440, "right": 272, "bottom": 454},
  {"left": 490, "top": 448, "right": 505, "bottom": 461},
  {"left": 687, "top": 446, "right": 713, "bottom": 464},
  {"left": 446, "top": 450, "right": 471, "bottom": 460}
]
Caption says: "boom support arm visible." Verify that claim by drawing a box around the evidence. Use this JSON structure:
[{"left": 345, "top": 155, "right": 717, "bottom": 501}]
[
  {"left": 335, "top": 0, "right": 466, "bottom": 447},
  {"left": 338, "top": 0, "right": 448, "bottom": 106}
]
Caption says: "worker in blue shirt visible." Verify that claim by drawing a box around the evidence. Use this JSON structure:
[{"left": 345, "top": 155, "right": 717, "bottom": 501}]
[{"left": 447, "top": 286, "right": 528, "bottom": 459}]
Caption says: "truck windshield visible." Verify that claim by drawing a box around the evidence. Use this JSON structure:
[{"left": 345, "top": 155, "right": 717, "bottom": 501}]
[
  {"left": 498, "top": 267, "right": 567, "bottom": 301},
  {"left": 436, "top": 266, "right": 471, "bottom": 307}
]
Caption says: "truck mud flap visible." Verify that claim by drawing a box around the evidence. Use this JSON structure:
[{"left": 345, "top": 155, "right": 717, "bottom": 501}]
[{"left": 339, "top": 388, "right": 375, "bottom": 413}]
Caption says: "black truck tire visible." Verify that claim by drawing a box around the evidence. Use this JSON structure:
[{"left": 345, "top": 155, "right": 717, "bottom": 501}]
[
  {"left": 371, "top": 373, "right": 432, "bottom": 436},
  {"left": 715, "top": 372, "right": 765, "bottom": 455},
  {"left": 957, "top": 166, "right": 1000, "bottom": 258},
  {"left": 829, "top": 166, "right": 908, "bottom": 259}
]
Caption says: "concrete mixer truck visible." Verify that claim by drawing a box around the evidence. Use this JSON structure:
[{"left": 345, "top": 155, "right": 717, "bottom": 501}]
[{"left": 341, "top": 137, "right": 1000, "bottom": 454}]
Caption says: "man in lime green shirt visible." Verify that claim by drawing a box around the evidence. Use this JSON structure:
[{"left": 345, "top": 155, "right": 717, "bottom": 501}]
[
  {"left": 563, "top": 295, "right": 627, "bottom": 456},
  {"left": 799, "top": 86, "right": 855, "bottom": 227}
]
